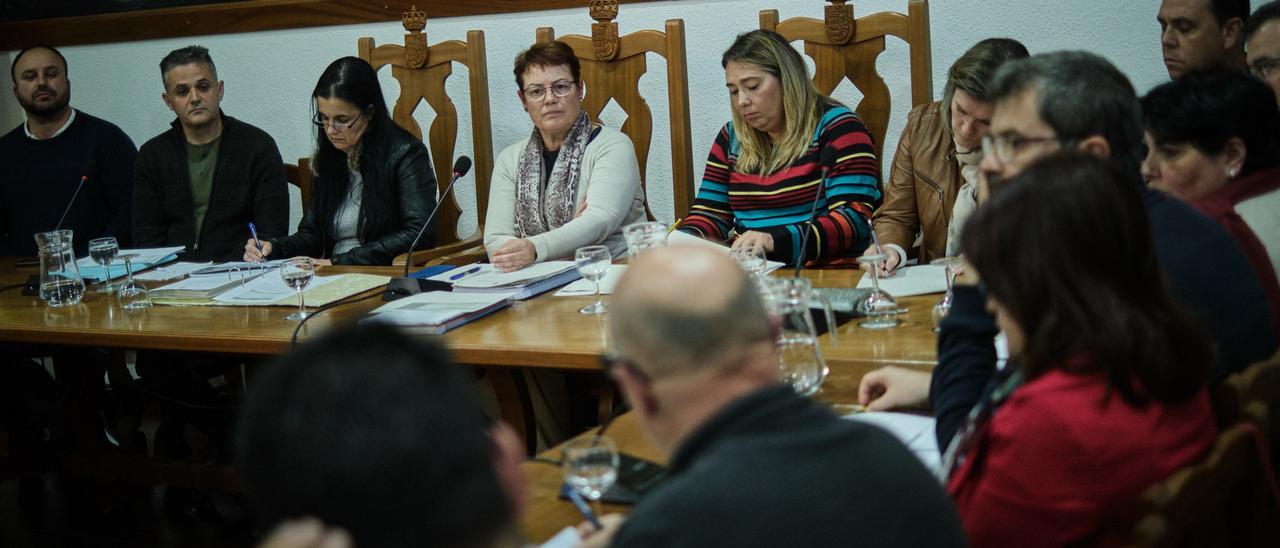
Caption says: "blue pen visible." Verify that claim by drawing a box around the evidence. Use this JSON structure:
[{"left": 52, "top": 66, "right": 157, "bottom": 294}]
[
  {"left": 561, "top": 484, "right": 602, "bottom": 531},
  {"left": 449, "top": 265, "right": 482, "bottom": 281},
  {"left": 248, "top": 222, "right": 264, "bottom": 255}
]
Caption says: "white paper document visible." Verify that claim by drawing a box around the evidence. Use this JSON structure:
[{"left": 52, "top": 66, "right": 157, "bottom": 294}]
[
  {"left": 132, "top": 261, "right": 212, "bottom": 281},
  {"left": 855, "top": 264, "right": 948, "bottom": 296},
  {"left": 539, "top": 526, "right": 583, "bottom": 548},
  {"left": 213, "top": 273, "right": 340, "bottom": 304},
  {"left": 75, "top": 246, "right": 185, "bottom": 269},
  {"left": 370, "top": 291, "right": 516, "bottom": 324},
  {"left": 844, "top": 411, "right": 940, "bottom": 475},
  {"left": 450, "top": 261, "right": 577, "bottom": 289},
  {"left": 555, "top": 264, "right": 626, "bottom": 296}
]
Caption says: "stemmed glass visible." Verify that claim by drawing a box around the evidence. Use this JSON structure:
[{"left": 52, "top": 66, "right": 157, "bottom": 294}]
[
  {"left": 561, "top": 435, "right": 619, "bottom": 516},
  {"left": 88, "top": 237, "right": 119, "bottom": 293},
  {"left": 856, "top": 252, "right": 901, "bottom": 329},
  {"left": 117, "top": 254, "right": 151, "bottom": 310},
  {"left": 931, "top": 257, "right": 964, "bottom": 332},
  {"left": 575, "top": 245, "right": 611, "bottom": 315},
  {"left": 280, "top": 257, "right": 316, "bottom": 321},
  {"left": 730, "top": 244, "right": 767, "bottom": 277}
]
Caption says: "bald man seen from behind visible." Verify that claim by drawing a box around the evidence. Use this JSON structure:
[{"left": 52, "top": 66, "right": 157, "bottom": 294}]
[{"left": 577, "top": 245, "right": 966, "bottom": 548}]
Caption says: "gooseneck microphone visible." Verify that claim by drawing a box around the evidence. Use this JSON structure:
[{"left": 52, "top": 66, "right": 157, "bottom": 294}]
[
  {"left": 793, "top": 148, "right": 837, "bottom": 277},
  {"left": 385, "top": 155, "right": 472, "bottom": 300},
  {"left": 53, "top": 158, "right": 97, "bottom": 232}
]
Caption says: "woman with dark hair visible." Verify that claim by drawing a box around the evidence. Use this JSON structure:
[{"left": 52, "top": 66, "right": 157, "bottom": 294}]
[
  {"left": 483, "top": 40, "right": 645, "bottom": 272},
  {"left": 678, "top": 30, "right": 880, "bottom": 267},
  {"left": 1142, "top": 70, "right": 1280, "bottom": 321},
  {"left": 866, "top": 37, "right": 1028, "bottom": 274},
  {"left": 244, "top": 56, "right": 435, "bottom": 265},
  {"left": 941, "top": 152, "right": 1216, "bottom": 546}
]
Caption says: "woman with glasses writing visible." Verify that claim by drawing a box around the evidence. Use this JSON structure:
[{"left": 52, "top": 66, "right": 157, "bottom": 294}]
[
  {"left": 244, "top": 56, "right": 435, "bottom": 265},
  {"left": 483, "top": 41, "right": 645, "bottom": 272}
]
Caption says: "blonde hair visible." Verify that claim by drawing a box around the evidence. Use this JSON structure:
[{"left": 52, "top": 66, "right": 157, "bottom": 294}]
[{"left": 722, "top": 30, "right": 837, "bottom": 175}]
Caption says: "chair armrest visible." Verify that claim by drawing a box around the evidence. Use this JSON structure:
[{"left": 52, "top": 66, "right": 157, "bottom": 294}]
[
  {"left": 426, "top": 245, "right": 488, "bottom": 267},
  {"left": 393, "top": 232, "right": 484, "bottom": 267}
]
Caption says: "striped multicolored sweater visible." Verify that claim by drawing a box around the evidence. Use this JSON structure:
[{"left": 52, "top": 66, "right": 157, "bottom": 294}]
[{"left": 679, "top": 104, "right": 880, "bottom": 266}]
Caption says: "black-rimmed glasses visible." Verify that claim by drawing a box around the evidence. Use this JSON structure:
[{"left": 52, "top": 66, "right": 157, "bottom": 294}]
[
  {"left": 312, "top": 112, "right": 364, "bottom": 130},
  {"left": 520, "top": 80, "right": 576, "bottom": 102}
]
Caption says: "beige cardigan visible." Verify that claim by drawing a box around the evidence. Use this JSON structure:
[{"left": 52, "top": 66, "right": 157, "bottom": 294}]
[{"left": 484, "top": 126, "right": 646, "bottom": 262}]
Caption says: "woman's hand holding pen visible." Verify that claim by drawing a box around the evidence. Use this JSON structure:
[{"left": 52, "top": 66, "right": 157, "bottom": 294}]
[{"left": 243, "top": 239, "right": 273, "bottom": 262}]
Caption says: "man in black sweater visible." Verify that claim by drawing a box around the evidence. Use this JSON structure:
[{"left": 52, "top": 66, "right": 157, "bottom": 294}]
[
  {"left": 577, "top": 246, "right": 966, "bottom": 548},
  {"left": 133, "top": 45, "right": 286, "bottom": 262},
  {"left": 1, "top": 45, "right": 136, "bottom": 257}
]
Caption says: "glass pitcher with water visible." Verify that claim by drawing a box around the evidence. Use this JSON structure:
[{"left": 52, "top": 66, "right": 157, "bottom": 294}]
[
  {"left": 759, "top": 277, "right": 836, "bottom": 396},
  {"left": 623, "top": 221, "right": 668, "bottom": 260},
  {"left": 34, "top": 229, "right": 85, "bottom": 307}
]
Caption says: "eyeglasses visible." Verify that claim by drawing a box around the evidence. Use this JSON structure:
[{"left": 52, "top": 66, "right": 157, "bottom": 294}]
[
  {"left": 982, "top": 134, "right": 1059, "bottom": 163},
  {"left": 1250, "top": 57, "right": 1280, "bottom": 80},
  {"left": 312, "top": 112, "right": 364, "bottom": 130},
  {"left": 520, "top": 80, "right": 576, "bottom": 102}
]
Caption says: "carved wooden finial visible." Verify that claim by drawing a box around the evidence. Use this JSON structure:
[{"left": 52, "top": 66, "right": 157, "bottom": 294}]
[
  {"left": 824, "top": 0, "right": 855, "bottom": 45},
  {"left": 402, "top": 5, "right": 429, "bottom": 68},
  {"left": 589, "top": 0, "right": 620, "bottom": 61}
]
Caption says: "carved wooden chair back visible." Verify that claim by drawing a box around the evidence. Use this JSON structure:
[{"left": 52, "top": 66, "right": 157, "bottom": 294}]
[
  {"left": 536, "top": 0, "right": 695, "bottom": 222},
  {"left": 283, "top": 158, "right": 312, "bottom": 219},
  {"left": 358, "top": 7, "right": 494, "bottom": 264},
  {"left": 760, "top": 0, "right": 933, "bottom": 164}
]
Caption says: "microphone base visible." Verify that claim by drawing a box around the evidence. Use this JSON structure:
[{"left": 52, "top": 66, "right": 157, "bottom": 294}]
[{"left": 382, "top": 277, "right": 452, "bottom": 301}]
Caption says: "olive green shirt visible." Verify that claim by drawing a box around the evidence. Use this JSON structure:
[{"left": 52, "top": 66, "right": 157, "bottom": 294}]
[{"left": 186, "top": 137, "right": 220, "bottom": 240}]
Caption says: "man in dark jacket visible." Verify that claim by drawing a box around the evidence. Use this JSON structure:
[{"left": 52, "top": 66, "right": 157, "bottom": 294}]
[
  {"left": 576, "top": 246, "right": 966, "bottom": 548},
  {"left": 133, "top": 45, "right": 286, "bottom": 262}
]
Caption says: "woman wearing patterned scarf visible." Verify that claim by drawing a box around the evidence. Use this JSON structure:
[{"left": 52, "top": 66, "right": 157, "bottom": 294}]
[
  {"left": 483, "top": 41, "right": 646, "bottom": 272},
  {"left": 865, "top": 38, "right": 1028, "bottom": 276}
]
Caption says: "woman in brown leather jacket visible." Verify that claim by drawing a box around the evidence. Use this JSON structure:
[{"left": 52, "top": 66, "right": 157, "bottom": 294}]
[
  {"left": 863, "top": 39, "right": 1027, "bottom": 274},
  {"left": 244, "top": 57, "right": 437, "bottom": 266}
]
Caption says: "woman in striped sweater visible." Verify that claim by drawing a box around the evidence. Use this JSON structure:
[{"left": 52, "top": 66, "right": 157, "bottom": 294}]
[{"left": 679, "top": 30, "right": 881, "bottom": 266}]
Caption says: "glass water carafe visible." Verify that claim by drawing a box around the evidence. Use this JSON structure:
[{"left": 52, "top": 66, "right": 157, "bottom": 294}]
[
  {"left": 760, "top": 277, "right": 835, "bottom": 396},
  {"left": 34, "top": 229, "right": 85, "bottom": 307}
]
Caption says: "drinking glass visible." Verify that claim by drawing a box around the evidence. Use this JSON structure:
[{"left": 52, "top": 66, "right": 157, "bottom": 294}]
[
  {"left": 117, "top": 254, "right": 151, "bottom": 310},
  {"left": 856, "top": 252, "right": 901, "bottom": 329},
  {"left": 622, "top": 221, "right": 668, "bottom": 260},
  {"left": 561, "top": 436, "right": 619, "bottom": 513},
  {"left": 280, "top": 257, "right": 316, "bottom": 321},
  {"left": 930, "top": 257, "right": 964, "bottom": 332},
  {"left": 730, "top": 244, "right": 767, "bottom": 277},
  {"left": 88, "top": 237, "right": 120, "bottom": 292},
  {"left": 575, "top": 245, "right": 611, "bottom": 315}
]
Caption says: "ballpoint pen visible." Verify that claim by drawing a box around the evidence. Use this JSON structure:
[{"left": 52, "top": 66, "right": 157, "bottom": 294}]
[
  {"left": 561, "top": 484, "right": 603, "bottom": 531},
  {"left": 248, "top": 222, "right": 264, "bottom": 256},
  {"left": 449, "top": 265, "right": 483, "bottom": 281}
]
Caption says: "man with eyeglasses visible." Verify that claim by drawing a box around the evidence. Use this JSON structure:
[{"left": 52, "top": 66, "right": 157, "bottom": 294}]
[
  {"left": 1247, "top": 1, "right": 1280, "bottom": 104},
  {"left": 859, "top": 51, "right": 1276, "bottom": 456},
  {"left": 1158, "top": 0, "right": 1251, "bottom": 80},
  {"left": 133, "top": 45, "right": 287, "bottom": 262},
  {"left": 575, "top": 245, "right": 965, "bottom": 548}
]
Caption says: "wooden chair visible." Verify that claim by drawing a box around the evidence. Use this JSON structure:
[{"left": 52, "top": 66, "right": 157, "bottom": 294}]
[
  {"left": 536, "top": 0, "right": 695, "bottom": 222},
  {"left": 1231, "top": 348, "right": 1280, "bottom": 470},
  {"left": 1126, "top": 419, "right": 1273, "bottom": 548},
  {"left": 760, "top": 0, "right": 933, "bottom": 164},
  {"left": 357, "top": 6, "right": 494, "bottom": 267},
  {"left": 283, "top": 158, "right": 313, "bottom": 219}
]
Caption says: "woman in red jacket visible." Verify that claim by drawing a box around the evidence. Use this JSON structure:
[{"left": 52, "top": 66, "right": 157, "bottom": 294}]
[{"left": 945, "top": 152, "right": 1218, "bottom": 546}]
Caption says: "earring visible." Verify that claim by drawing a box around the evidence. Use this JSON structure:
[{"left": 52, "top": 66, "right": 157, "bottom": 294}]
[{"left": 1227, "top": 167, "right": 1239, "bottom": 179}]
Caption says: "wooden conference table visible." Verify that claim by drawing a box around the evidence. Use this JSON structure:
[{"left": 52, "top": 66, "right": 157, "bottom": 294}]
[{"left": 0, "top": 257, "right": 941, "bottom": 540}]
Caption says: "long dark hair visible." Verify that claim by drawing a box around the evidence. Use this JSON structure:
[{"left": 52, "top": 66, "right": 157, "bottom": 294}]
[
  {"left": 310, "top": 57, "right": 406, "bottom": 244},
  {"left": 961, "top": 152, "right": 1213, "bottom": 405}
]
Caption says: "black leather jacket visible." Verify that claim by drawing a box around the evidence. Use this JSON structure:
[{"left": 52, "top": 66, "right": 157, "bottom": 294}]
[{"left": 273, "top": 130, "right": 436, "bottom": 266}]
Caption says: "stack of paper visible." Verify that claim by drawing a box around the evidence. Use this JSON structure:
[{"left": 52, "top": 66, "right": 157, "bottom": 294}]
[
  {"left": 843, "top": 412, "right": 940, "bottom": 474},
  {"left": 366, "top": 291, "right": 515, "bottom": 334},
  {"left": 150, "top": 273, "right": 390, "bottom": 307},
  {"left": 76, "top": 246, "right": 185, "bottom": 283},
  {"left": 855, "top": 264, "right": 948, "bottom": 296},
  {"left": 149, "top": 269, "right": 268, "bottom": 301},
  {"left": 431, "top": 262, "right": 581, "bottom": 300}
]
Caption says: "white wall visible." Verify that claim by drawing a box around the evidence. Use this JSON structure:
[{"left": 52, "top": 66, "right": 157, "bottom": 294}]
[{"left": 2, "top": 0, "right": 1169, "bottom": 238}]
